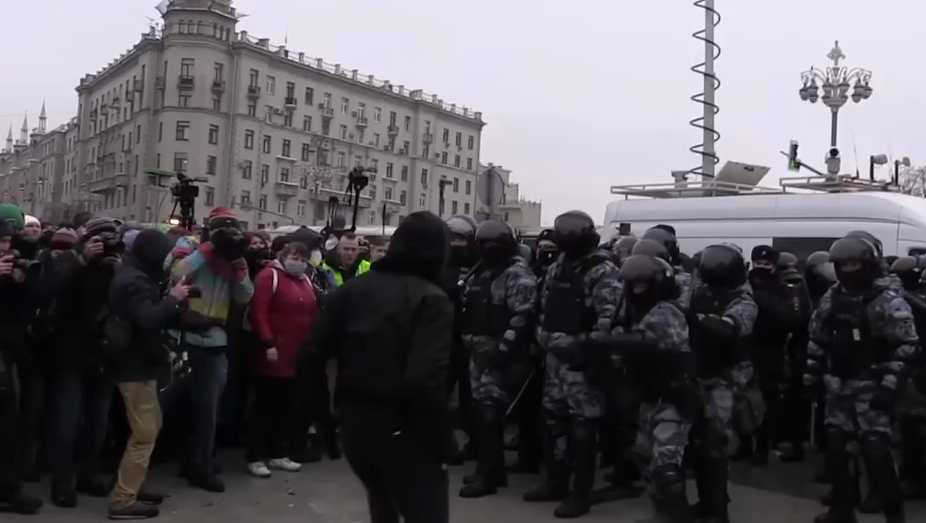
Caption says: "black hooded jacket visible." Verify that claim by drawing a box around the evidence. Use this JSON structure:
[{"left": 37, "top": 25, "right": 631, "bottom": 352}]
[
  {"left": 108, "top": 229, "right": 183, "bottom": 383},
  {"left": 305, "top": 211, "right": 454, "bottom": 460}
]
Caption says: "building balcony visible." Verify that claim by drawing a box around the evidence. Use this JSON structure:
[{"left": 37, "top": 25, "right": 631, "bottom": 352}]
[
  {"left": 247, "top": 85, "right": 261, "bottom": 99},
  {"left": 317, "top": 185, "right": 372, "bottom": 207},
  {"left": 274, "top": 181, "right": 299, "bottom": 198},
  {"left": 355, "top": 116, "right": 368, "bottom": 128},
  {"left": 387, "top": 125, "right": 399, "bottom": 136},
  {"left": 321, "top": 107, "right": 334, "bottom": 119},
  {"left": 88, "top": 173, "right": 130, "bottom": 194},
  {"left": 422, "top": 133, "right": 434, "bottom": 144},
  {"left": 155, "top": 76, "right": 165, "bottom": 90},
  {"left": 212, "top": 80, "right": 226, "bottom": 93},
  {"left": 284, "top": 97, "right": 298, "bottom": 110},
  {"left": 110, "top": 97, "right": 121, "bottom": 109},
  {"left": 178, "top": 75, "right": 195, "bottom": 89},
  {"left": 133, "top": 78, "right": 144, "bottom": 92}
]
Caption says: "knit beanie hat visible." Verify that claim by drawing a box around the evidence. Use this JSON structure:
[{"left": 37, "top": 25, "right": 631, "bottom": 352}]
[
  {"left": 83, "top": 217, "right": 118, "bottom": 239},
  {"left": 208, "top": 207, "right": 238, "bottom": 230},
  {"left": 50, "top": 228, "right": 79, "bottom": 250},
  {"left": 0, "top": 204, "right": 24, "bottom": 229}
]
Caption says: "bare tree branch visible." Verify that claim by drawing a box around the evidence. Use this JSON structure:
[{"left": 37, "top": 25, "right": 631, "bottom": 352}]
[{"left": 897, "top": 165, "right": 926, "bottom": 197}]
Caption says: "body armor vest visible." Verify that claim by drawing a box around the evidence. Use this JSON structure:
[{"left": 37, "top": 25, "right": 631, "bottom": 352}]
[
  {"left": 461, "top": 269, "right": 510, "bottom": 337},
  {"left": 541, "top": 255, "right": 607, "bottom": 335},
  {"left": 825, "top": 289, "right": 887, "bottom": 379},
  {"left": 689, "top": 287, "right": 746, "bottom": 379}
]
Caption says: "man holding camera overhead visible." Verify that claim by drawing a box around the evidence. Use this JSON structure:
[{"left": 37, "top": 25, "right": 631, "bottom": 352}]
[{"left": 165, "top": 207, "right": 254, "bottom": 493}]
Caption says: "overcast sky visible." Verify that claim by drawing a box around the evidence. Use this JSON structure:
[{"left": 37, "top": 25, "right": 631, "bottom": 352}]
[{"left": 1, "top": 0, "right": 920, "bottom": 223}]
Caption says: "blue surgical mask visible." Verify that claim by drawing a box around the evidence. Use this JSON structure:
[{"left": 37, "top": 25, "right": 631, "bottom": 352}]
[{"left": 284, "top": 259, "right": 307, "bottom": 277}]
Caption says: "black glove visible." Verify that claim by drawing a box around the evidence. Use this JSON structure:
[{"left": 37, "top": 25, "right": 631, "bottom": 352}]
[
  {"left": 870, "top": 386, "right": 896, "bottom": 412},
  {"left": 699, "top": 314, "right": 736, "bottom": 339}
]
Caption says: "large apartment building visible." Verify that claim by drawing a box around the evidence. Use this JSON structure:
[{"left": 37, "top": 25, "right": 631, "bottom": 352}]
[{"left": 3, "top": 0, "right": 488, "bottom": 228}]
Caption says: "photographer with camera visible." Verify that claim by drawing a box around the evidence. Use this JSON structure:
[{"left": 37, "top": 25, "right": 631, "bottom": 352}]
[
  {"left": 165, "top": 207, "right": 253, "bottom": 493},
  {"left": 45, "top": 217, "right": 124, "bottom": 508},
  {"left": 0, "top": 217, "right": 44, "bottom": 515},
  {"left": 106, "top": 228, "right": 193, "bottom": 520}
]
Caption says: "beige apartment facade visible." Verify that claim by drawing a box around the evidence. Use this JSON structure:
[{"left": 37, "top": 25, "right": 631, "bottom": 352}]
[
  {"left": 4, "top": 0, "right": 486, "bottom": 229},
  {"left": 476, "top": 163, "right": 542, "bottom": 232}
]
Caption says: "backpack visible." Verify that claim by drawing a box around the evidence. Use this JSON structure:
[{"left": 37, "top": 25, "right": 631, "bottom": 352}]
[
  {"left": 242, "top": 268, "right": 310, "bottom": 332},
  {"left": 99, "top": 307, "right": 133, "bottom": 360}
]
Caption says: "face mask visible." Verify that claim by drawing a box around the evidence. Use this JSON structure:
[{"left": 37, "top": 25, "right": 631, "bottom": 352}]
[
  {"left": 325, "top": 238, "right": 339, "bottom": 251},
  {"left": 449, "top": 246, "right": 470, "bottom": 268},
  {"left": 836, "top": 267, "right": 872, "bottom": 292},
  {"left": 309, "top": 249, "right": 323, "bottom": 267},
  {"left": 284, "top": 259, "right": 307, "bottom": 277},
  {"left": 538, "top": 247, "right": 559, "bottom": 267},
  {"left": 750, "top": 267, "right": 775, "bottom": 279}
]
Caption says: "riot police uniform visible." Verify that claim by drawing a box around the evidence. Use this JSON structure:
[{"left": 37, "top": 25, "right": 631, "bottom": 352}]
[
  {"left": 611, "top": 254, "right": 697, "bottom": 522},
  {"left": 525, "top": 211, "right": 622, "bottom": 519},
  {"left": 688, "top": 244, "right": 758, "bottom": 523},
  {"left": 458, "top": 220, "right": 537, "bottom": 499},
  {"left": 613, "top": 237, "right": 639, "bottom": 268},
  {"left": 805, "top": 235, "right": 918, "bottom": 523},
  {"left": 642, "top": 227, "right": 693, "bottom": 308}
]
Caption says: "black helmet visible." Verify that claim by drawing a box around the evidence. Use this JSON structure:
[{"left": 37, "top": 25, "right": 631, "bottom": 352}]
[
  {"left": 806, "top": 250, "right": 830, "bottom": 268},
  {"left": 777, "top": 251, "right": 798, "bottom": 270},
  {"left": 631, "top": 238, "right": 670, "bottom": 263},
  {"left": 518, "top": 243, "right": 533, "bottom": 262},
  {"left": 829, "top": 236, "right": 880, "bottom": 289},
  {"left": 891, "top": 256, "right": 921, "bottom": 290},
  {"left": 552, "top": 210, "right": 599, "bottom": 256},
  {"left": 475, "top": 219, "right": 514, "bottom": 244},
  {"left": 699, "top": 244, "right": 746, "bottom": 288},
  {"left": 845, "top": 230, "right": 883, "bottom": 260},
  {"left": 446, "top": 215, "right": 478, "bottom": 241},
  {"left": 642, "top": 227, "right": 680, "bottom": 265},
  {"left": 620, "top": 254, "right": 675, "bottom": 302},
  {"left": 805, "top": 250, "right": 837, "bottom": 284}
]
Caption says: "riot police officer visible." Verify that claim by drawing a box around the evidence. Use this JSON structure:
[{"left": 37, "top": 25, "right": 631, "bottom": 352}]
[
  {"left": 633, "top": 238, "right": 691, "bottom": 309},
  {"left": 688, "top": 243, "right": 758, "bottom": 523},
  {"left": 608, "top": 254, "right": 696, "bottom": 522},
  {"left": 891, "top": 256, "right": 921, "bottom": 292},
  {"left": 613, "top": 237, "right": 638, "bottom": 268},
  {"left": 525, "top": 211, "right": 622, "bottom": 519},
  {"left": 458, "top": 220, "right": 537, "bottom": 499},
  {"left": 805, "top": 235, "right": 917, "bottom": 523},
  {"left": 805, "top": 251, "right": 838, "bottom": 308}
]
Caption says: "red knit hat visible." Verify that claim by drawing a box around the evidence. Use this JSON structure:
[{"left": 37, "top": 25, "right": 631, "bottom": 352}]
[{"left": 208, "top": 207, "right": 238, "bottom": 229}]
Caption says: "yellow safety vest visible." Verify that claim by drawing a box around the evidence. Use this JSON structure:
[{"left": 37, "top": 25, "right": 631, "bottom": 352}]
[{"left": 324, "top": 259, "right": 371, "bottom": 287}]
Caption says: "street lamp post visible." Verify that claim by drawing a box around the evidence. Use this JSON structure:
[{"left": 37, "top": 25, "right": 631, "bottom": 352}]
[{"left": 798, "top": 40, "right": 873, "bottom": 148}]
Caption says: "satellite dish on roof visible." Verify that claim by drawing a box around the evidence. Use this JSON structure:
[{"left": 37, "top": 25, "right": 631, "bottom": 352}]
[
  {"left": 475, "top": 167, "right": 504, "bottom": 207},
  {"left": 713, "top": 160, "right": 770, "bottom": 187}
]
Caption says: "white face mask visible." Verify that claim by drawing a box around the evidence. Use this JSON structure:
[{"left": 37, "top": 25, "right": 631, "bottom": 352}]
[
  {"left": 325, "top": 237, "right": 339, "bottom": 251},
  {"left": 309, "top": 249, "right": 323, "bottom": 267}
]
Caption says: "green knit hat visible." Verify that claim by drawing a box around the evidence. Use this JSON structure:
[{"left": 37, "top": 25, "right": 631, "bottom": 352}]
[{"left": 0, "top": 204, "right": 24, "bottom": 229}]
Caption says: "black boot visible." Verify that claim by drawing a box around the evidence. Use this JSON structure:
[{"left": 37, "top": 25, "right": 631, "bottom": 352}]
[
  {"left": 553, "top": 417, "right": 596, "bottom": 519},
  {"left": 0, "top": 491, "right": 43, "bottom": 515},
  {"left": 459, "top": 401, "right": 505, "bottom": 498},
  {"left": 860, "top": 432, "right": 904, "bottom": 523},
  {"left": 700, "top": 456, "right": 730, "bottom": 523},
  {"left": 751, "top": 423, "right": 770, "bottom": 467},
  {"left": 523, "top": 413, "right": 569, "bottom": 503},
  {"left": 652, "top": 465, "right": 692, "bottom": 523},
  {"left": 50, "top": 476, "right": 77, "bottom": 508},
  {"left": 813, "top": 429, "right": 858, "bottom": 523}
]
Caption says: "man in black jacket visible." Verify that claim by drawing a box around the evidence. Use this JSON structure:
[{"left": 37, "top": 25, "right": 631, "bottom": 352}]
[
  {"left": 107, "top": 229, "right": 190, "bottom": 519},
  {"left": 47, "top": 217, "right": 123, "bottom": 507},
  {"left": 306, "top": 211, "right": 454, "bottom": 523}
]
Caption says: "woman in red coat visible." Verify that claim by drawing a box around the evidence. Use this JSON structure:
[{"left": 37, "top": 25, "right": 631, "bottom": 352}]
[{"left": 246, "top": 241, "right": 319, "bottom": 477}]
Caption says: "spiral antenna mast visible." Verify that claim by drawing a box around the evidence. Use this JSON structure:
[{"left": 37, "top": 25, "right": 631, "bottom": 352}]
[{"left": 689, "top": 0, "right": 721, "bottom": 179}]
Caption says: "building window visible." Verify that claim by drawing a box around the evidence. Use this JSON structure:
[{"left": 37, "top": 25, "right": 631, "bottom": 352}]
[
  {"left": 453, "top": 177, "right": 459, "bottom": 192},
  {"left": 340, "top": 97, "right": 349, "bottom": 114},
  {"left": 401, "top": 165, "right": 408, "bottom": 181},
  {"left": 258, "top": 194, "right": 267, "bottom": 210},
  {"left": 464, "top": 202, "right": 470, "bottom": 215},
  {"left": 386, "top": 163, "right": 394, "bottom": 178},
  {"left": 297, "top": 200, "right": 306, "bottom": 217},
  {"left": 419, "top": 194, "right": 426, "bottom": 208},
  {"left": 280, "top": 167, "right": 290, "bottom": 182},
  {"left": 212, "top": 96, "right": 221, "bottom": 111},
  {"left": 260, "top": 164, "right": 270, "bottom": 184},
  {"left": 357, "top": 102, "right": 366, "bottom": 119},
  {"left": 339, "top": 125, "right": 347, "bottom": 140},
  {"left": 466, "top": 158, "right": 473, "bottom": 170},
  {"left": 304, "top": 87, "right": 314, "bottom": 105},
  {"left": 468, "top": 135, "right": 475, "bottom": 150},
  {"left": 404, "top": 115, "right": 411, "bottom": 131},
  {"left": 371, "top": 158, "right": 379, "bottom": 171},
  {"left": 208, "top": 124, "right": 219, "bottom": 144},
  {"left": 242, "top": 160, "right": 253, "bottom": 179},
  {"left": 301, "top": 143, "right": 311, "bottom": 161},
  {"left": 206, "top": 155, "right": 217, "bottom": 175},
  {"left": 178, "top": 93, "right": 190, "bottom": 107},
  {"left": 399, "top": 190, "right": 407, "bottom": 205},
  {"left": 465, "top": 180, "right": 472, "bottom": 195},
  {"left": 282, "top": 139, "right": 291, "bottom": 157},
  {"left": 277, "top": 200, "right": 287, "bottom": 214},
  {"left": 180, "top": 58, "right": 194, "bottom": 77},
  {"left": 337, "top": 151, "right": 346, "bottom": 167},
  {"left": 266, "top": 75, "right": 275, "bottom": 95},
  {"left": 421, "top": 168, "right": 428, "bottom": 185},
  {"left": 441, "top": 151, "right": 448, "bottom": 165},
  {"left": 455, "top": 132, "right": 462, "bottom": 147},
  {"left": 173, "top": 152, "right": 188, "bottom": 172},
  {"left": 283, "top": 113, "right": 293, "bottom": 127},
  {"left": 454, "top": 155, "right": 461, "bottom": 168},
  {"left": 213, "top": 62, "right": 224, "bottom": 82},
  {"left": 385, "top": 187, "right": 393, "bottom": 201},
  {"left": 323, "top": 92, "right": 332, "bottom": 108},
  {"left": 244, "top": 130, "right": 255, "bottom": 149},
  {"left": 442, "top": 128, "right": 449, "bottom": 143},
  {"left": 246, "top": 101, "right": 256, "bottom": 117},
  {"left": 452, "top": 201, "right": 459, "bottom": 214},
  {"left": 303, "top": 116, "right": 312, "bottom": 132},
  {"left": 249, "top": 69, "right": 259, "bottom": 87},
  {"left": 285, "top": 81, "right": 295, "bottom": 99},
  {"left": 373, "top": 107, "right": 383, "bottom": 123},
  {"left": 403, "top": 140, "right": 410, "bottom": 154},
  {"left": 321, "top": 119, "right": 330, "bottom": 136},
  {"left": 205, "top": 186, "right": 215, "bottom": 206},
  {"left": 175, "top": 121, "right": 190, "bottom": 140},
  {"left": 240, "top": 190, "right": 251, "bottom": 204},
  {"left": 262, "top": 135, "right": 271, "bottom": 153}
]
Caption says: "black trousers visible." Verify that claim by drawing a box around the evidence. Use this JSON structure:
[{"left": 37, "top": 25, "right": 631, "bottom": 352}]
[
  {"left": 340, "top": 401, "right": 449, "bottom": 523},
  {"left": 246, "top": 376, "right": 298, "bottom": 463},
  {"left": 0, "top": 364, "right": 21, "bottom": 499}
]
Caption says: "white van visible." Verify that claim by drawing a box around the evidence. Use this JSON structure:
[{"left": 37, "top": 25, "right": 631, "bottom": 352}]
[{"left": 602, "top": 191, "right": 926, "bottom": 261}]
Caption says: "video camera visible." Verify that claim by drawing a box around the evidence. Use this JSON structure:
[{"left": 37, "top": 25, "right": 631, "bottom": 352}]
[{"left": 170, "top": 173, "right": 203, "bottom": 231}]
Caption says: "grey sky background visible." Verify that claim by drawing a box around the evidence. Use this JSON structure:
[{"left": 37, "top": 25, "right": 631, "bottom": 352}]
[{"left": 0, "top": 0, "right": 920, "bottom": 223}]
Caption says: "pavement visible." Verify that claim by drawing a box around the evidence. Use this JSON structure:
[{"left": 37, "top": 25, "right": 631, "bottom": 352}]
[{"left": 14, "top": 452, "right": 926, "bottom": 522}]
